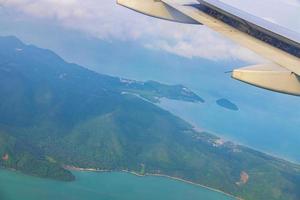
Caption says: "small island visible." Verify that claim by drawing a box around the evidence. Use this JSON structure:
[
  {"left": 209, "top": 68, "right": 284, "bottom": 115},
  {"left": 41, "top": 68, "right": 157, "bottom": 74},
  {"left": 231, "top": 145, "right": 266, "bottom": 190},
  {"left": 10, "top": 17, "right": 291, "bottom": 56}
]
[{"left": 216, "top": 98, "right": 239, "bottom": 111}]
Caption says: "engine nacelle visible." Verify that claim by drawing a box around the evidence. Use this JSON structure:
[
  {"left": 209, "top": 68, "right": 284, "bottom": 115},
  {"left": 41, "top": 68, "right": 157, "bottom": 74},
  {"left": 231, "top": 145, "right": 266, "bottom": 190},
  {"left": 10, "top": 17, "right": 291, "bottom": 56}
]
[{"left": 117, "top": 0, "right": 200, "bottom": 24}]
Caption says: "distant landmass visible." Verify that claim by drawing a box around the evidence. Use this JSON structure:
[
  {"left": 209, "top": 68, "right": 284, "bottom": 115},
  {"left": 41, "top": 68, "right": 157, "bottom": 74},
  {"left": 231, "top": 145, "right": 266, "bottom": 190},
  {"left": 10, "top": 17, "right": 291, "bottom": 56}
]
[
  {"left": 216, "top": 98, "right": 239, "bottom": 111},
  {"left": 0, "top": 36, "right": 300, "bottom": 200},
  {"left": 119, "top": 79, "right": 204, "bottom": 103}
]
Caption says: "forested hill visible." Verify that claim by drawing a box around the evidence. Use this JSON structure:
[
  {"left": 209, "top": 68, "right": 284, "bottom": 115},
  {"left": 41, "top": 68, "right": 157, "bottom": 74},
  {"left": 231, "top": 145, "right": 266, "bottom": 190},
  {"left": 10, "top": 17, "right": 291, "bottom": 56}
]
[{"left": 0, "top": 36, "right": 300, "bottom": 200}]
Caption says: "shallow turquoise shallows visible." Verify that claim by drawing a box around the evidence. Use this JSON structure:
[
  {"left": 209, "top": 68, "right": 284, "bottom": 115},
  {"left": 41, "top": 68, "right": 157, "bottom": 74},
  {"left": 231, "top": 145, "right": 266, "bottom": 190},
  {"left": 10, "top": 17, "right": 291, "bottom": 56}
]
[{"left": 0, "top": 170, "right": 234, "bottom": 200}]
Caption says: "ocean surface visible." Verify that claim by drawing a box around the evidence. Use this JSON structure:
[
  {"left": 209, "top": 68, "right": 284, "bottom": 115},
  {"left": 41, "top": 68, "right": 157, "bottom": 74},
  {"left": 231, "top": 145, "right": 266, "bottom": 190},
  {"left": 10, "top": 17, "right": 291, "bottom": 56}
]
[{"left": 0, "top": 170, "right": 234, "bottom": 200}]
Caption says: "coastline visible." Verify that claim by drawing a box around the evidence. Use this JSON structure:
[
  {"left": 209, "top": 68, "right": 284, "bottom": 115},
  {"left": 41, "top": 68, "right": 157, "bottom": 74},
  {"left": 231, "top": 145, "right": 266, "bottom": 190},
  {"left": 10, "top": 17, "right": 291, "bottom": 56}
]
[
  {"left": 158, "top": 99, "right": 300, "bottom": 165},
  {"left": 64, "top": 165, "right": 243, "bottom": 200}
]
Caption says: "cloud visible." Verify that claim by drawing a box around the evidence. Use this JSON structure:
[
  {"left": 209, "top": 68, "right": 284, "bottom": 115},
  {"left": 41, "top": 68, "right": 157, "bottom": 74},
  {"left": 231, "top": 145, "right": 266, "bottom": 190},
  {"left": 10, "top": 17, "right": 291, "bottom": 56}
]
[
  {"left": 145, "top": 26, "right": 261, "bottom": 62},
  {"left": 0, "top": 0, "right": 298, "bottom": 63}
]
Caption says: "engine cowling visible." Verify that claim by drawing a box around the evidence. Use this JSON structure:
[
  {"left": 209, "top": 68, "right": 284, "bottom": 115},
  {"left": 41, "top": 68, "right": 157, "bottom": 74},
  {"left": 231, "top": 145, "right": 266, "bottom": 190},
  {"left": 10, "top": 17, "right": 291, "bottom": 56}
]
[
  {"left": 117, "top": 0, "right": 200, "bottom": 24},
  {"left": 232, "top": 64, "right": 300, "bottom": 96}
]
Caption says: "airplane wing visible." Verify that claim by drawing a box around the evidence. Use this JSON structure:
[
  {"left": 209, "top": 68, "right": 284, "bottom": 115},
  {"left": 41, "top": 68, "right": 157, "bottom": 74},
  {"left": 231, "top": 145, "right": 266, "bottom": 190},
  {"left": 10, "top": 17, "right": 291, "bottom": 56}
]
[{"left": 117, "top": 0, "right": 300, "bottom": 96}]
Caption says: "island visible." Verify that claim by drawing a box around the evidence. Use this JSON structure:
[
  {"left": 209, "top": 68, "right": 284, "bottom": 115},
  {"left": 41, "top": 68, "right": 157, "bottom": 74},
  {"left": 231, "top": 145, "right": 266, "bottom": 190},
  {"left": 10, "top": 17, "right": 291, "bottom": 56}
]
[
  {"left": 216, "top": 98, "right": 239, "bottom": 111},
  {"left": 0, "top": 36, "right": 299, "bottom": 200}
]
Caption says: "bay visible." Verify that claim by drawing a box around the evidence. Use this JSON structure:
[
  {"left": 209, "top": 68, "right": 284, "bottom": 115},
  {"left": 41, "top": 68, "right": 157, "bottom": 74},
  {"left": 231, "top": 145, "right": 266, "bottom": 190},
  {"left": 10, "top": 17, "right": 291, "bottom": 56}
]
[{"left": 0, "top": 170, "right": 234, "bottom": 200}]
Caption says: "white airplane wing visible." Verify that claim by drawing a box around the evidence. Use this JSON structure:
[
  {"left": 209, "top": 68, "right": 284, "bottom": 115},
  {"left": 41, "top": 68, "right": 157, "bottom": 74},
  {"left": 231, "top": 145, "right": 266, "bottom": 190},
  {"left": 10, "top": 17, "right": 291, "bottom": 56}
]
[{"left": 117, "top": 0, "right": 300, "bottom": 96}]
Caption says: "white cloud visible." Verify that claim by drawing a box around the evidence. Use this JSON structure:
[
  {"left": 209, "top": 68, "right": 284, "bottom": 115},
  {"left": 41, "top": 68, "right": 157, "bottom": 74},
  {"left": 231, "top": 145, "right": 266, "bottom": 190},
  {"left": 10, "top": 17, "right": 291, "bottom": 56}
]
[
  {"left": 145, "top": 27, "right": 261, "bottom": 62},
  {"left": 0, "top": 0, "right": 298, "bottom": 63}
]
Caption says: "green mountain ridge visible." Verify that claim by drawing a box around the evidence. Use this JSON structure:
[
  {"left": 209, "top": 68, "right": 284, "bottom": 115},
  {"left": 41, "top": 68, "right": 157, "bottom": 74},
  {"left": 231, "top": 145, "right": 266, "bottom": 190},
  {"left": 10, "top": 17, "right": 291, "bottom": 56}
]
[{"left": 0, "top": 36, "right": 300, "bottom": 200}]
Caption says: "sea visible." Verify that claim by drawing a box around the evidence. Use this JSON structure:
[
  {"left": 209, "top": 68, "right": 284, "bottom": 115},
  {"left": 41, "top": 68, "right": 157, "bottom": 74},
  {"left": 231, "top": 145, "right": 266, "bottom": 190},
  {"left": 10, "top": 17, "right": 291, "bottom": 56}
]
[{"left": 0, "top": 170, "right": 234, "bottom": 200}]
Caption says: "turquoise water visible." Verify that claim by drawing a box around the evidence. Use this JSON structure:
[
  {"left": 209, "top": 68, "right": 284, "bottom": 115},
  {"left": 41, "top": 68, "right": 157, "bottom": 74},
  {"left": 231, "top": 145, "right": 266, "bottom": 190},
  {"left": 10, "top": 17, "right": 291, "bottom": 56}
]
[{"left": 0, "top": 170, "right": 234, "bottom": 200}]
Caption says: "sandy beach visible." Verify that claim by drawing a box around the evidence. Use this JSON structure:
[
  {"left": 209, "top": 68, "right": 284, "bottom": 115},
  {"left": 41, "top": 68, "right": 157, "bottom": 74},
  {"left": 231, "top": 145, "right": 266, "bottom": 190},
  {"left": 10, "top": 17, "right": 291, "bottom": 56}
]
[{"left": 63, "top": 165, "right": 243, "bottom": 200}]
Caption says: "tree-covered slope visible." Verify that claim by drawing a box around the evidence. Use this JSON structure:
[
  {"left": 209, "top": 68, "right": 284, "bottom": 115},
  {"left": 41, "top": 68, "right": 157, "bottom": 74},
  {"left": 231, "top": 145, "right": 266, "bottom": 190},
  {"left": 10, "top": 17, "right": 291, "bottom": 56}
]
[
  {"left": 0, "top": 131, "right": 74, "bottom": 181},
  {"left": 0, "top": 36, "right": 300, "bottom": 200}
]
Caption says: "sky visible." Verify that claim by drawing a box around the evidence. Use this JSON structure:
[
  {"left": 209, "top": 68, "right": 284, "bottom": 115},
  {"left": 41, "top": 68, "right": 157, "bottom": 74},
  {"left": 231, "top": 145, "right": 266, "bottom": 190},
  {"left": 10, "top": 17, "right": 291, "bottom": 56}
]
[{"left": 0, "top": 0, "right": 300, "bottom": 63}]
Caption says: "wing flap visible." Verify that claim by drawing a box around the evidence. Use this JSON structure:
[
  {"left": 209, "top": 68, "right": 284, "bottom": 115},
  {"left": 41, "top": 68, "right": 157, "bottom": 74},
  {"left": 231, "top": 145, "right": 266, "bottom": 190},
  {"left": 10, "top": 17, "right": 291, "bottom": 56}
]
[{"left": 232, "top": 64, "right": 300, "bottom": 96}]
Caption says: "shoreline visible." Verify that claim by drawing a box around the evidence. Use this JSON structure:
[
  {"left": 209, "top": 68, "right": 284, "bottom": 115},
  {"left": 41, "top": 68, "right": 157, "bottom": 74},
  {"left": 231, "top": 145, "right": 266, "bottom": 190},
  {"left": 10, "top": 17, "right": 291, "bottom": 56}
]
[
  {"left": 158, "top": 99, "right": 300, "bottom": 165},
  {"left": 64, "top": 165, "right": 243, "bottom": 200}
]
